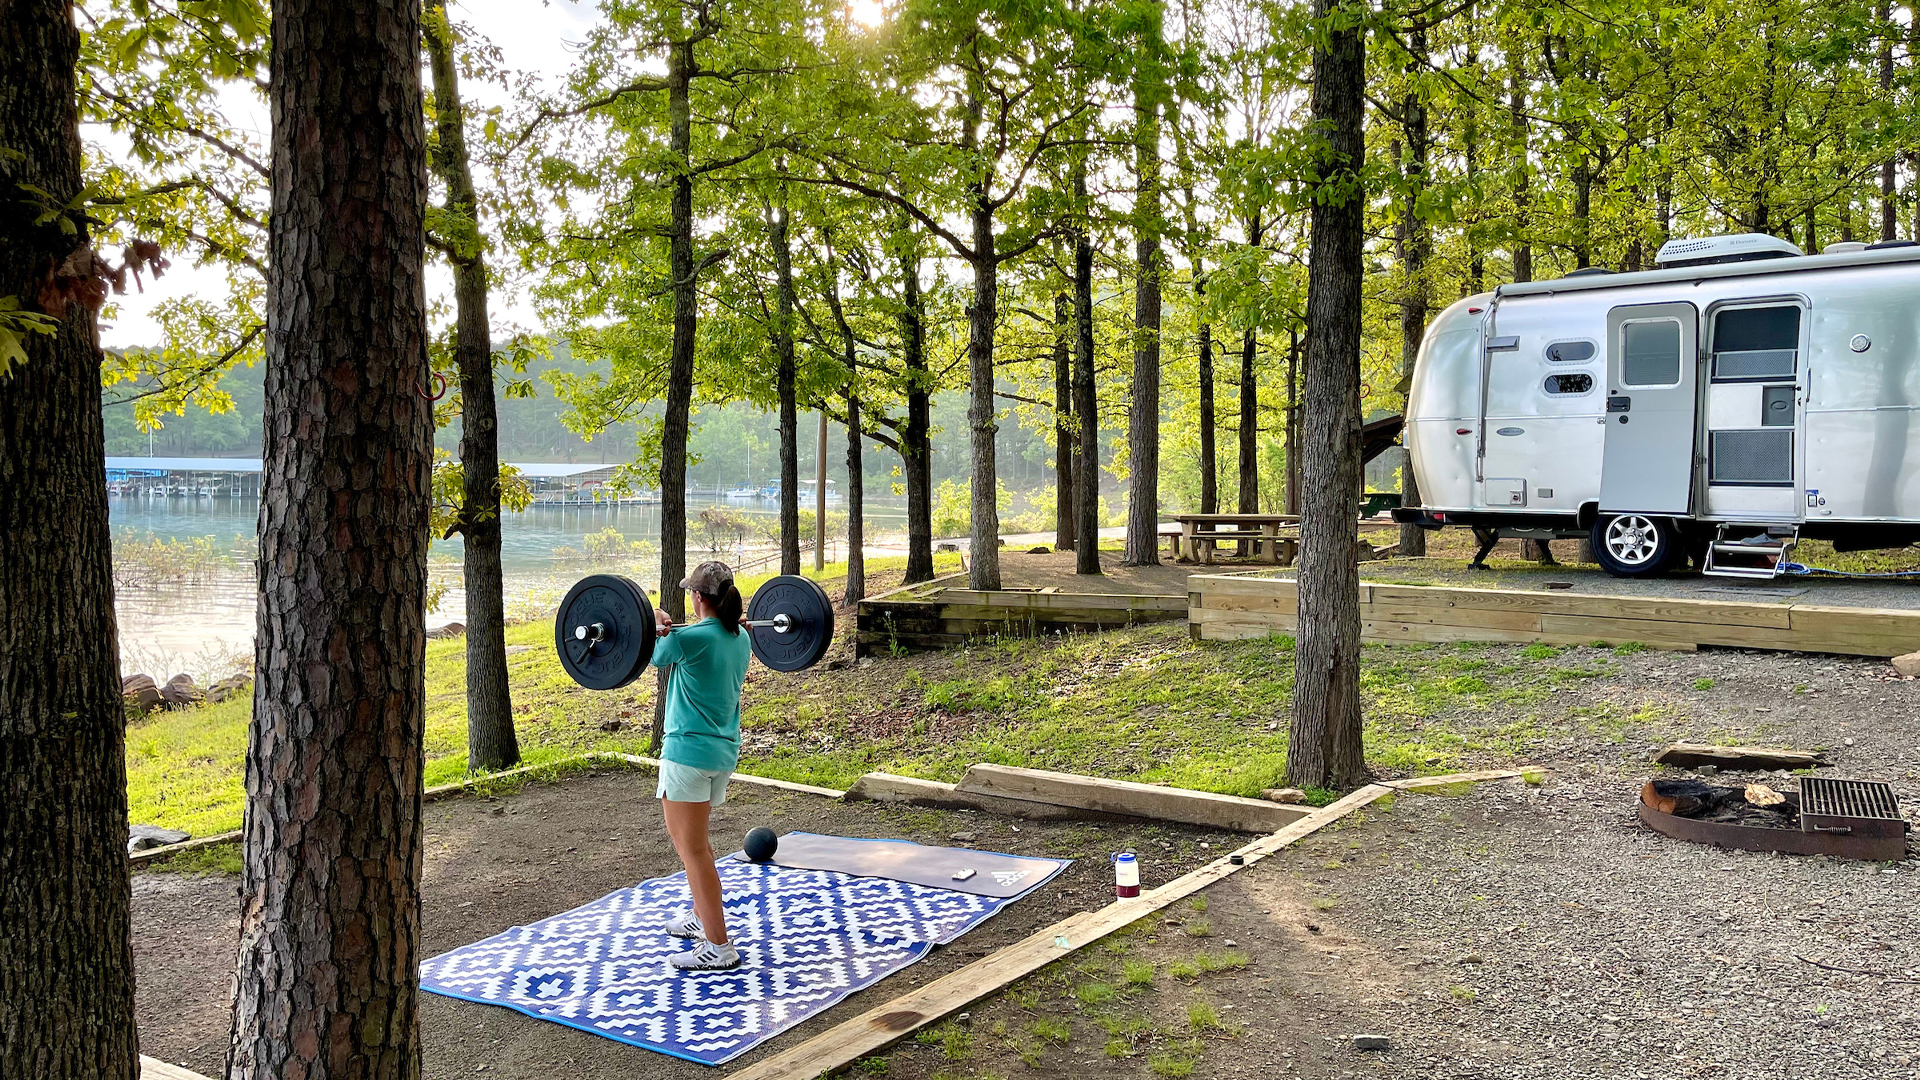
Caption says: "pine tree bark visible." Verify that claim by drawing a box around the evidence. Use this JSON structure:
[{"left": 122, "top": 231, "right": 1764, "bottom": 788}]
[
  {"left": 963, "top": 74, "right": 1002, "bottom": 590},
  {"left": 1053, "top": 291, "right": 1076, "bottom": 549},
  {"left": 1396, "top": 31, "right": 1430, "bottom": 558},
  {"left": 1197, "top": 272, "right": 1217, "bottom": 516},
  {"left": 1285, "top": 0, "right": 1368, "bottom": 792},
  {"left": 1122, "top": 21, "right": 1164, "bottom": 567},
  {"left": 1237, "top": 216, "right": 1262, "bottom": 521},
  {"left": 651, "top": 32, "right": 700, "bottom": 755},
  {"left": 769, "top": 201, "right": 801, "bottom": 575},
  {"left": 227, "top": 0, "right": 432, "bottom": 1074},
  {"left": 1509, "top": 63, "right": 1533, "bottom": 284},
  {"left": 898, "top": 238, "right": 935, "bottom": 583},
  {"left": 1284, "top": 330, "right": 1299, "bottom": 516},
  {"left": 845, "top": 391, "right": 865, "bottom": 602},
  {"left": 1881, "top": 0, "right": 1897, "bottom": 241},
  {"left": 425, "top": 5, "right": 516, "bottom": 772},
  {"left": 0, "top": 4, "right": 139, "bottom": 1075},
  {"left": 1072, "top": 160, "right": 1102, "bottom": 575}
]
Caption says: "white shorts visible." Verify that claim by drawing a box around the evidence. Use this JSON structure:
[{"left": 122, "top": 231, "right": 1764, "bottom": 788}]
[{"left": 656, "top": 760, "right": 732, "bottom": 806}]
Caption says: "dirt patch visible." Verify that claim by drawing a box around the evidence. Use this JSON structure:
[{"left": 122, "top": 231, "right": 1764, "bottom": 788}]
[{"left": 131, "top": 768, "right": 1239, "bottom": 1079}]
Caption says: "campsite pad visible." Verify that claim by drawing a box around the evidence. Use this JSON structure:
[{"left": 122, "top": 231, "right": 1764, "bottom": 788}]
[
  {"left": 745, "top": 831, "right": 1071, "bottom": 899},
  {"left": 419, "top": 844, "right": 1067, "bottom": 1065}
]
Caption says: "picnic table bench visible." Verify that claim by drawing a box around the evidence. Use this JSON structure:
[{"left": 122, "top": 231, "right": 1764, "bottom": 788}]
[
  {"left": 1166, "top": 513, "right": 1299, "bottom": 564},
  {"left": 1163, "top": 513, "right": 1406, "bottom": 565}
]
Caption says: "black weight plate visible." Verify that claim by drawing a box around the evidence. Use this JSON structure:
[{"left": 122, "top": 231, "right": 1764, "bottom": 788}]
[
  {"left": 554, "top": 574, "right": 656, "bottom": 690},
  {"left": 746, "top": 574, "right": 834, "bottom": 672}
]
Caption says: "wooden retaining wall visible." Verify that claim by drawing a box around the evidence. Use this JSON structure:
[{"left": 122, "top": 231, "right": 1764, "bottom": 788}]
[
  {"left": 1188, "top": 574, "right": 1920, "bottom": 658},
  {"left": 856, "top": 584, "right": 1188, "bottom": 657}
]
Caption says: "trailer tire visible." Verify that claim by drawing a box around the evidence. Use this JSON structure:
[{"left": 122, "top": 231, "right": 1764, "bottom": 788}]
[{"left": 1590, "top": 514, "right": 1680, "bottom": 577}]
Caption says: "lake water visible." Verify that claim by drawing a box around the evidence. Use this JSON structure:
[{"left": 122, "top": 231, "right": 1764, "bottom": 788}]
[{"left": 109, "top": 492, "right": 909, "bottom": 679}]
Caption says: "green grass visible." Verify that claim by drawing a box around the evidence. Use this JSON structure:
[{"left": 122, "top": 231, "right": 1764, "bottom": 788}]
[
  {"left": 1122, "top": 959, "right": 1156, "bottom": 987},
  {"left": 123, "top": 581, "right": 1663, "bottom": 835},
  {"left": 1186, "top": 1001, "right": 1223, "bottom": 1033},
  {"left": 1029, "top": 1017, "right": 1071, "bottom": 1045}
]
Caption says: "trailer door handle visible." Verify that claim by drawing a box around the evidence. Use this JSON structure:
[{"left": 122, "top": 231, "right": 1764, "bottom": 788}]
[{"left": 1607, "top": 395, "right": 1631, "bottom": 413}]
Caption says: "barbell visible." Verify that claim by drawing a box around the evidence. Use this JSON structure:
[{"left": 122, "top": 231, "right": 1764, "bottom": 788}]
[{"left": 553, "top": 573, "right": 835, "bottom": 690}]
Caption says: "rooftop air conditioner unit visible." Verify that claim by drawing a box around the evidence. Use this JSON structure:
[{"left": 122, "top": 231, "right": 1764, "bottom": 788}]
[{"left": 1655, "top": 233, "right": 1802, "bottom": 269}]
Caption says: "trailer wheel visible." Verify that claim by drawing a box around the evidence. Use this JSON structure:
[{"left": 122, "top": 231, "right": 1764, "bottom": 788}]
[{"left": 1591, "top": 514, "right": 1678, "bottom": 577}]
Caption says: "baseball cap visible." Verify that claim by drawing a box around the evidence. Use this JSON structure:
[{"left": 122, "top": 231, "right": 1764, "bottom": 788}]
[{"left": 681, "top": 560, "right": 735, "bottom": 595}]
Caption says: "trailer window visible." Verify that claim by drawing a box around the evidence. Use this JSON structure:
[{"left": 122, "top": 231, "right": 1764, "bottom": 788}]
[
  {"left": 1620, "top": 320, "right": 1682, "bottom": 387},
  {"left": 1711, "top": 306, "right": 1799, "bottom": 381},
  {"left": 1543, "top": 372, "right": 1593, "bottom": 395},
  {"left": 1545, "top": 340, "right": 1595, "bottom": 363}
]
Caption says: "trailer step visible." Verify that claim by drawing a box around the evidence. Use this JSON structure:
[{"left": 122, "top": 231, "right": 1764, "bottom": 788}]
[{"left": 1702, "top": 525, "right": 1798, "bottom": 579}]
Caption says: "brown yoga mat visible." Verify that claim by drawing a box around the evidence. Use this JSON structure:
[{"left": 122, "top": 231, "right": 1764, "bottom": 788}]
[{"left": 729, "top": 831, "right": 1070, "bottom": 899}]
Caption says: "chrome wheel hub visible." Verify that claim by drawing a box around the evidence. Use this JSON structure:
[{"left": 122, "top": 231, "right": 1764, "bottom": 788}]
[{"left": 1604, "top": 515, "right": 1661, "bottom": 566}]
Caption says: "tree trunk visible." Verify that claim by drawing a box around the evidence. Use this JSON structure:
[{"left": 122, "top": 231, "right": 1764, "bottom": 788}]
[
  {"left": 1396, "top": 32, "right": 1430, "bottom": 557},
  {"left": 965, "top": 204, "right": 1001, "bottom": 587},
  {"left": 0, "top": 5, "right": 139, "bottom": 1075},
  {"left": 899, "top": 237, "right": 935, "bottom": 583},
  {"left": 652, "top": 37, "right": 698, "bottom": 755},
  {"left": 1122, "top": 25, "right": 1163, "bottom": 567},
  {"left": 1238, "top": 327, "right": 1259, "bottom": 516},
  {"left": 1053, "top": 290, "right": 1076, "bottom": 550},
  {"left": 770, "top": 202, "right": 801, "bottom": 576},
  {"left": 1073, "top": 159, "right": 1102, "bottom": 575},
  {"left": 1881, "top": 0, "right": 1897, "bottom": 241},
  {"left": 1284, "top": 330, "right": 1299, "bottom": 516},
  {"left": 1510, "top": 64, "right": 1532, "bottom": 284},
  {"left": 1285, "top": 0, "right": 1367, "bottom": 792},
  {"left": 1571, "top": 157, "right": 1592, "bottom": 269},
  {"left": 1238, "top": 209, "right": 1263, "bottom": 522},
  {"left": 845, "top": 391, "right": 865, "bottom": 602},
  {"left": 227, "top": 0, "right": 432, "bottom": 1073},
  {"left": 1197, "top": 270, "right": 1217, "bottom": 517},
  {"left": 425, "top": 5, "right": 516, "bottom": 772}
]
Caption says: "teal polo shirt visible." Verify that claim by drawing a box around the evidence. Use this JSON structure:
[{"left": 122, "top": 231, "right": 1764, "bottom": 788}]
[{"left": 649, "top": 616, "right": 752, "bottom": 771}]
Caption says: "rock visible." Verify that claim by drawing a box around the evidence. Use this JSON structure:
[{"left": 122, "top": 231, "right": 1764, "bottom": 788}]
[
  {"left": 1352, "top": 1034, "right": 1391, "bottom": 1052},
  {"left": 1695, "top": 765, "right": 1719, "bottom": 776},
  {"left": 936, "top": 542, "right": 961, "bottom": 553},
  {"left": 1261, "top": 787, "right": 1308, "bottom": 805},
  {"left": 949, "top": 831, "right": 977, "bottom": 842},
  {"left": 128, "top": 824, "right": 191, "bottom": 853},
  {"left": 1893, "top": 650, "right": 1920, "bottom": 677},
  {"left": 1027, "top": 546, "right": 1051, "bottom": 554},
  {"left": 427, "top": 622, "right": 467, "bottom": 639},
  {"left": 206, "top": 674, "right": 250, "bottom": 704},
  {"left": 122, "top": 674, "right": 163, "bottom": 713},
  {"left": 158, "top": 674, "right": 203, "bottom": 709}
]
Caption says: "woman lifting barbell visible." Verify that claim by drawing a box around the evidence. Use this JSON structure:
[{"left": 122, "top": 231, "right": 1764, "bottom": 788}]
[{"left": 650, "top": 560, "right": 751, "bottom": 971}]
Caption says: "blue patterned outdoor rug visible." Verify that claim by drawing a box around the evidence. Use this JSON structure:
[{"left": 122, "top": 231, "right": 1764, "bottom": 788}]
[{"left": 419, "top": 852, "right": 1067, "bottom": 1064}]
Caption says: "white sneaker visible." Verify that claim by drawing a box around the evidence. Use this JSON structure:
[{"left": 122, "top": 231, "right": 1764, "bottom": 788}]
[
  {"left": 669, "top": 939, "right": 741, "bottom": 971},
  {"left": 665, "top": 912, "right": 703, "bottom": 939}
]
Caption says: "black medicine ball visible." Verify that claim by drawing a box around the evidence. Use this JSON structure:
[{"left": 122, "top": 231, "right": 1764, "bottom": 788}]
[{"left": 743, "top": 827, "right": 779, "bottom": 863}]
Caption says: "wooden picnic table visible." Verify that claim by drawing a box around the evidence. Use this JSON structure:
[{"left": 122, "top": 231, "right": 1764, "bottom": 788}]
[{"left": 1169, "top": 513, "right": 1299, "bottom": 565}]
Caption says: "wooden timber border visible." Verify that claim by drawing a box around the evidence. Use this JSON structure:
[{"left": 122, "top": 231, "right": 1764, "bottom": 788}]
[
  {"left": 855, "top": 581, "right": 1187, "bottom": 657},
  {"left": 1188, "top": 573, "right": 1920, "bottom": 658}
]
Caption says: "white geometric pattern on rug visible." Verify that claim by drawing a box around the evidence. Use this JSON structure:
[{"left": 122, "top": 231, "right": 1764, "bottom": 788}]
[{"left": 419, "top": 860, "right": 1032, "bottom": 1064}]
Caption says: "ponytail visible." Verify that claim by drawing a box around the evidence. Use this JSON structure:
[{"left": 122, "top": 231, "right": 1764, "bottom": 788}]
[{"left": 712, "top": 583, "right": 744, "bottom": 635}]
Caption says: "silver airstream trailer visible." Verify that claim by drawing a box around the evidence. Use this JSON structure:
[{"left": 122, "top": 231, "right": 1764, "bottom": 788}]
[{"left": 1393, "top": 234, "right": 1920, "bottom": 578}]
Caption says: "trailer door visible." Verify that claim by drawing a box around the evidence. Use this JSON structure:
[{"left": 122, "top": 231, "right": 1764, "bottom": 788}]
[{"left": 1601, "top": 302, "right": 1699, "bottom": 514}]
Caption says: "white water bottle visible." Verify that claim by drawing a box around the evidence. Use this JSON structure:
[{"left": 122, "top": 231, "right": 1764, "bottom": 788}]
[{"left": 1113, "top": 851, "right": 1140, "bottom": 897}]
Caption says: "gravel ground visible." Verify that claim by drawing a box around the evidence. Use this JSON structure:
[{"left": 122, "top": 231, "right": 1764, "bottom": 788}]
[{"left": 1247, "top": 773, "right": 1920, "bottom": 1079}]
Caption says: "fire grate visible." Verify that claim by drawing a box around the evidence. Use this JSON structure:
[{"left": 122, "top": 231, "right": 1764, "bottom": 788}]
[
  {"left": 1799, "top": 777, "right": 1901, "bottom": 822},
  {"left": 1798, "top": 777, "right": 1907, "bottom": 854}
]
